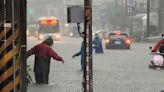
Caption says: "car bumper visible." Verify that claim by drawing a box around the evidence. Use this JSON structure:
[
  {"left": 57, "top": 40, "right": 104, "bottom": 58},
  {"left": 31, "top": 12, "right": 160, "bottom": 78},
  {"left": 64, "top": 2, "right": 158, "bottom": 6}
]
[
  {"left": 106, "top": 43, "right": 130, "bottom": 49},
  {"left": 38, "top": 33, "right": 61, "bottom": 41}
]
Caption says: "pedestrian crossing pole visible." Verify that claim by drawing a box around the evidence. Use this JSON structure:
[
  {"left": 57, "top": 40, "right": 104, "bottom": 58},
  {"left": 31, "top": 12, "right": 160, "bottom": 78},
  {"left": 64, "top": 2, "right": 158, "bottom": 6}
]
[{"left": 83, "top": 0, "right": 93, "bottom": 92}]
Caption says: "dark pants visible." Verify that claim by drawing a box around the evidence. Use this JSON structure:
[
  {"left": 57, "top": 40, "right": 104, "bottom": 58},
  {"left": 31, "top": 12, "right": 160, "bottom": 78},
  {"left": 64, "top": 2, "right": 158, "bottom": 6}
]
[{"left": 35, "top": 71, "right": 49, "bottom": 84}]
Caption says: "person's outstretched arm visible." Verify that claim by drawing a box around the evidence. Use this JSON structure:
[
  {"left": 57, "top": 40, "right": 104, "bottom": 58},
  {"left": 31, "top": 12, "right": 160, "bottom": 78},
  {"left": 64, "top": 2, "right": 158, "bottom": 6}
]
[
  {"left": 48, "top": 48, "right": 64, "bottom": 64},
  {"left": 26, "top": 46, "right": 37, "bottom": 58}
]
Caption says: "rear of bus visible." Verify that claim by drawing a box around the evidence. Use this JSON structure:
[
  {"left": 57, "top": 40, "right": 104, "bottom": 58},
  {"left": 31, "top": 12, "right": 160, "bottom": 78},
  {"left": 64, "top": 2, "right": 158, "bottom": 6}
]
[{"left": 37, "top": 17, "right": 61, "bottom": 41}]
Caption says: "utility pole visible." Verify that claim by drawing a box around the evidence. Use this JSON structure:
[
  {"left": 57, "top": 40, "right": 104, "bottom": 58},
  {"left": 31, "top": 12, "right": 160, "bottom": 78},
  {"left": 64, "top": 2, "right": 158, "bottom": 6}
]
[
  {"left": 121, "top": 0, "right": 124, "bottom": 30},
  {"left": 83, "top": 0, "right": 93, "bottom": 92},
  {"left": 20, "top": 0, "right": 27, "bottom": 91},
  {"left": 158, "top": 0, "right": 164, "bottom": 33},
  {"left": 146, "top": 0, "right": 150, "bottom": 37},
  {"left": 0, "top": 0, "right": 27, "bottom": 92}
]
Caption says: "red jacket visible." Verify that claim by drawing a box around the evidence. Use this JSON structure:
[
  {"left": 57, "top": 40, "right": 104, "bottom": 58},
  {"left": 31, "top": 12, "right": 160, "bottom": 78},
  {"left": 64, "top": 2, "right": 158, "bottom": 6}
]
[
  {"left": 27, "top": 43, "right": 64, "bottom": 73},
  {"left": 152, "top": 40, "right": 164, "bottom": 52},
  {"left": 27, "top": 43, "right": 63, "bottom": 61}
]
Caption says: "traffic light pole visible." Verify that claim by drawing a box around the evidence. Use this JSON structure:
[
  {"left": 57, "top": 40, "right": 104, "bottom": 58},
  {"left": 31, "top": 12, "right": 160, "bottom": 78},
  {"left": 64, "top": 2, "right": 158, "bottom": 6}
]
[
  {"left": 146, "top": 0, "right": 150, "bottom": 37},
  {"left": 83, "top": 0, "right": 93, "bottom": 92}
]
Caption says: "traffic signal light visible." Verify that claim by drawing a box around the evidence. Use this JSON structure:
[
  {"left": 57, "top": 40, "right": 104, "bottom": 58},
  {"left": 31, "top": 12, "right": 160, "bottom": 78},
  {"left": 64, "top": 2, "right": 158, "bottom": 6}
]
[{"left": 27, "top": 8, "right": 34, "bottom": 15}]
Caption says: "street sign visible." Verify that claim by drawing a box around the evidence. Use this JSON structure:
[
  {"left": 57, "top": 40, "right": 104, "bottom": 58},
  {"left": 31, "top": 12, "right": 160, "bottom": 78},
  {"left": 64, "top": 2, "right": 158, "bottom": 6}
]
[
  {"left": 127, "top": 0, "right": 136, "bottom": 15},
  {"left": 4, "top": 23, "right": 11, "bottom": 27},
  {"left": 67, "top": 6, "right": 83, "bottom": 23}
]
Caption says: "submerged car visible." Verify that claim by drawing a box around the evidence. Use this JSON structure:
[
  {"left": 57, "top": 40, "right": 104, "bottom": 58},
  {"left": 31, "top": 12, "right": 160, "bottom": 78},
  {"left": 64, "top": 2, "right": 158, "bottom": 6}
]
[{"left": 105, "top": 31, "right": 132, "bottom": 49}]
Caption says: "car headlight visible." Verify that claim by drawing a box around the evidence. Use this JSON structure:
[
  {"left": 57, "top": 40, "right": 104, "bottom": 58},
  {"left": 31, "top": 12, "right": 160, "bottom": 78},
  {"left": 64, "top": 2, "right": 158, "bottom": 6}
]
[{"left": 55, "top": 34, "right": 60, "bottom": 39}]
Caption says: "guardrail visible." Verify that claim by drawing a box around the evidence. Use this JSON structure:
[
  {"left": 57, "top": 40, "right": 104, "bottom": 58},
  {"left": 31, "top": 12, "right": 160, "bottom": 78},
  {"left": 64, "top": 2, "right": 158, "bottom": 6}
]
[{"left": 144, "top": 36, "right": 161, "bottom": 43}]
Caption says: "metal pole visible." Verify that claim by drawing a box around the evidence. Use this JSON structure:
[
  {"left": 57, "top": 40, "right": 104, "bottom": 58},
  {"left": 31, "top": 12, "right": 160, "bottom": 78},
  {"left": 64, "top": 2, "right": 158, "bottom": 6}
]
[
  {"left": 146, "top": 0, "right": 150, "bottom": 37},
  {"left": 11, "top": 0, "right": 16, "bottom": 92},
  {"left": 83, "top": 0, "right": 93, "bottom": 92},
  {"left": 158, "top": 0, "right": 164, "bottom": 33},
  {"left": 121, "top": 0, "right": 124, "bottom": 30},
  {"left": 20, "top": 0, "right": 27, "bottom": 91}
]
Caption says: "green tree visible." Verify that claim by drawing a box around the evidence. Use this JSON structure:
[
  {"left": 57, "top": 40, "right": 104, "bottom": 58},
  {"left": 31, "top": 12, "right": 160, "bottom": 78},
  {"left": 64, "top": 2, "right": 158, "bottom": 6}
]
[{"left": 27, "top": 8, "right": 34, "bottom": 15}]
